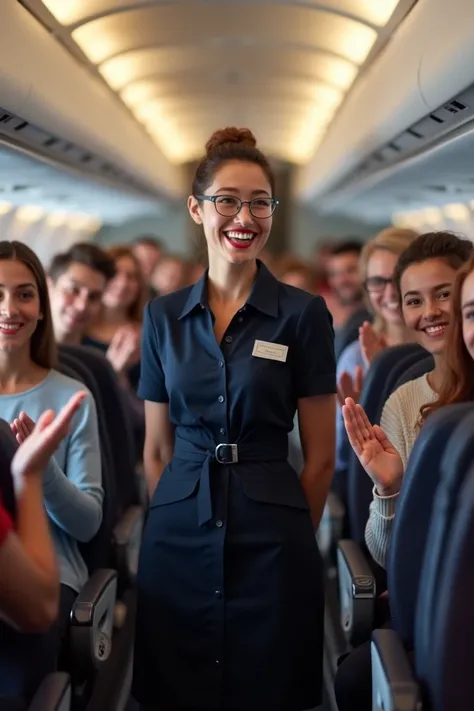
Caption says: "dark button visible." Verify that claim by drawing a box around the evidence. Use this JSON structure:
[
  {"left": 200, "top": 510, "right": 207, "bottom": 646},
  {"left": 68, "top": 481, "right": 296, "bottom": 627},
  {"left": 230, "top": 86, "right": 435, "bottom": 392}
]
[
  {"left": 215, "top": 589, "right": 222, "bottom": 598},
  {"left": 216, "top": 520, "right": 223, "bottom": 528},
  {"left": 219, "top": 428, "right": 225, "bottom": 435},
  {"left": 238, "top": 316, "right": 243, "bottom": 323},
  {"left": 218, "top": 360, "right": 224, "bottom": 368},
  {"left": 218, "top": 395, "right": 224, "bottom": 403},
  {"left": 224, "top": 335, "right": 232, "bottom": 344},
  {"left": 215, "top": 659, "right": 220, "bottom": 665}
]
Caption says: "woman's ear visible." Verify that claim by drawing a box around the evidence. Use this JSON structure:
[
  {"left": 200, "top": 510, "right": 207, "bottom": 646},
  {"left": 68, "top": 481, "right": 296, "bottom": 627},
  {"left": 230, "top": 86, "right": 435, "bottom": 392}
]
[{"left": 188, "top": 195, "right": 203, "bottom": 225}]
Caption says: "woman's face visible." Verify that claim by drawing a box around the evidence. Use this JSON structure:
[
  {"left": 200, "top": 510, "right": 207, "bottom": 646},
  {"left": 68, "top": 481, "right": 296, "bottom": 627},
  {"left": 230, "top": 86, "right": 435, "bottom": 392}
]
[
  {"left": 0, "top": 259, "right": 42, "bottom": 356},
  {"left": 460, "top": 268, "right": 474, "bottom": 361},
  {"left": 188, "top": 160, "right": 273, "bottom": 266},
  {"left": 103, "top": 256, "right": 140, "bottom": 311},
  {"left": 365, "top": 249, "right": 402, "bottom": 326},
  {"left": 400, "top": 257, "right": 457, "bottom": 356}
]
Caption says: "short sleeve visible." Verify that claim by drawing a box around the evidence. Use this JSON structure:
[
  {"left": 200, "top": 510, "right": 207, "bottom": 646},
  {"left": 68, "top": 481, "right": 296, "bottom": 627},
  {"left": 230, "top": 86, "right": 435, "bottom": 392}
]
[
  {"left": 137, "top": 302, "right": 169, "bottom": 403},
  {"left": 0, "top": 494, "right": 12, "bottom": 545},
  {"left": 294, "top": 296, "right": 336, "bottom": 398}
]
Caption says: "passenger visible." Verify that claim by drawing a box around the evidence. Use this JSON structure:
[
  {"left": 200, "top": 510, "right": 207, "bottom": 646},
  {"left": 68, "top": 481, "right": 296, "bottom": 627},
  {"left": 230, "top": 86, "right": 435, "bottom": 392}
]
[
  {"left": 150, "top": 254, "right": 189, "bottom": 296},
  {"left": 132, "top": 235, "right": 164, "bottom": 296},
  {"left": 326, "top": 240, "right": 365, "bottom": 330},
  {"left": 85, "top": 245, "right": 146, "bottom": 393},
  {"left": 48, "top": 243, "right": 145, "bottom": 455},
  {"left": 342, "top": 231, "right": 472, "bottom": 568},
  {"left": 133, "top": 127, "right": 336, "bottom": 711},
  {"left": 281, "top": 261, "right": 318, "bottom": 293},
  {"left": 47, "top": 242, "right": 116, "bottom": 346},
  {"left": 333, "top": 227, "right": 418, "bottom": 501},
  {"left": 0, "top": 391, "right": 86, "bottom": 632},
  {"left": 0, "top": 241, "right": 102, "bottom": 700},
  {"left": 421, "top": 253, "right": 474, "bottom": 417}
]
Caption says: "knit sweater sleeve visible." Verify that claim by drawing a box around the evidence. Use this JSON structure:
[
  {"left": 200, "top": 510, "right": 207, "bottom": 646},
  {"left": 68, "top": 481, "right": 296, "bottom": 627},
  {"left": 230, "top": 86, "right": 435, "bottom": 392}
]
[{"left": 364, "top": 383, "right": 415, "bottom": 568}]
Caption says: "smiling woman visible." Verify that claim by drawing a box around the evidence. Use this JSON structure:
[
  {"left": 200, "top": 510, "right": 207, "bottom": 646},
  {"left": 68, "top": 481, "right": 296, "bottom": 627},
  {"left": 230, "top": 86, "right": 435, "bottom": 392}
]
[
  {"left": 0, "top": 240, "right": 103, "bottom": 701},
  {"left": 341, "top": 231, "right": 473, "bottom": 570},
  {"left": 133, "top": 127, "right": 337, "bottom": 711}
]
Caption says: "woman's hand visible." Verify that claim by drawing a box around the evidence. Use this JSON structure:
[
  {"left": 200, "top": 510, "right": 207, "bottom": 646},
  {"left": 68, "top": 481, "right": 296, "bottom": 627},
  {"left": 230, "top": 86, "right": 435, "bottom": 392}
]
[
  {"left": 11, "top": 391, "right": 87, "bottom": 481},
  {"left": 360, "top": 321, "right": 386, "bottom": 367},
  {"left": 337, "top": 366, "right": 364, "bottom": 407},
  {"left": 342, "top": 397, "right": 403, "bottom": 496},
  {"left": 106, "top": 325, "right": 141, "bottom": 375},
  {"left": 11, "top": 412, "right": 36, "bottom": 445}
]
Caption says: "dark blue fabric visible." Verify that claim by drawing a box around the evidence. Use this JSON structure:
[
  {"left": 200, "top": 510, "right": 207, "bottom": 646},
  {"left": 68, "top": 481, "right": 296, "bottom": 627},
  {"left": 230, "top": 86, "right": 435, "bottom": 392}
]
[
  {"left": 415, "top": 409, "right": 474, "bottom": 680},
  {"left": 387, "top": 402, "right": 474, "bottom": 649},
  {"left": 132, "top": 261, "right": 336, "bottom": 710}
]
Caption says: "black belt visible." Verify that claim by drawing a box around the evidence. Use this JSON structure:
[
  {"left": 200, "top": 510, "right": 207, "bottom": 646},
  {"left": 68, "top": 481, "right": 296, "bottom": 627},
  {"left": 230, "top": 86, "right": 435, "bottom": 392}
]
[{"left": 173, "top": 438, "right": 288, "bottom": 526}]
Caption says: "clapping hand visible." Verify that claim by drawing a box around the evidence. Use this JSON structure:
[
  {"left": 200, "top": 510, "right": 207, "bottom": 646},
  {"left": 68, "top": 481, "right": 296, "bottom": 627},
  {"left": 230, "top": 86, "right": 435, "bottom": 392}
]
[
  {"left": 360, "top": 321, "right": 386, "bottom": 367},
  {"left": 11, "top": 391, "right": 87, "bottom": 482},
  {"left": 337, "top": 366, "right": 364, "bottom": 407}
]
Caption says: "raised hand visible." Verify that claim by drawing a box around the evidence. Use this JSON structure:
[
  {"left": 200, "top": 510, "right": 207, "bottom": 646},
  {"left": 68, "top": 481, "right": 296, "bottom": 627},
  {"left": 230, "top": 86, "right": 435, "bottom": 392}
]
[
  {"left": 342, "top": 397, "right": 403, "bottom": 496},
  {"left": 106, "top": 325, "right": 141, "bottom": 375},
  {"left": 11, "top": 391, "right": 87, "bottom": 482},
  {"left": 11, "top": 412, "right": 36, "bottom": 445},
  {"left": 337, "top": 366, "right": 364, "bottom": 407},
  {"left": 359, "top": 321, "right": 386, "bottom": 367}
]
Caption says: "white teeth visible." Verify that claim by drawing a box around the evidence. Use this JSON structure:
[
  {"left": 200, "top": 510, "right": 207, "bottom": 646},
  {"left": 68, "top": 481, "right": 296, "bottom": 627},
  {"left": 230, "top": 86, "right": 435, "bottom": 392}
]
[
  {"left": 225, "top": 231, "right": 255, "bottom": 241},
  {"left": 0, "top": 323, "right": 20, "bottom": 330},
  {"left": 425, "top": 325, "right": 445, "bottom": 334}
]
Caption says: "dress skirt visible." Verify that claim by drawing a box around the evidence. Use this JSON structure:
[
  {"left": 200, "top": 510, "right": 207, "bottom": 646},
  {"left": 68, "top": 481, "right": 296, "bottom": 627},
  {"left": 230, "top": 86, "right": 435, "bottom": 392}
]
[{"left": 132, "top": 462, "right": 324, "bottom": 711}]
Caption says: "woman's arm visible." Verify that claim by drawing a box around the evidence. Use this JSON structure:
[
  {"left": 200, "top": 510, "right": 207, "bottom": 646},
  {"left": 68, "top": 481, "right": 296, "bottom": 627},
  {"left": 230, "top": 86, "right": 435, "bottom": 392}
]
[
  {"left": 1, "top": 392, "right": 86, "bottom": 630},
  {"left": 293, "top": 296, "right": 337, "bottom": 527},
  {"left": 298, "top": 394, "right": 336, "bottom": 528},
  {"left": 0, "top": 479, "right": 59, "bottom": 632},
  {"left": 143, "top": 401, "right": 175, "bottom": 497},
  {"left": 342, "top": 396, "right": 404, "bottom": 568},
  {"left": 42, "top": 392, "right": 103, "bottom": 542},
  {"left": 13, "top": 392, "right": 104, "bottom": 542}
]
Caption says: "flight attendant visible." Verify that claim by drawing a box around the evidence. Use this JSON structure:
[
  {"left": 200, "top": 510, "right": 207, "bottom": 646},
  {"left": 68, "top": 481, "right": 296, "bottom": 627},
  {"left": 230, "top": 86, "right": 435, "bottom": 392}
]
[{"left": 133, "top": 127, "right": 336, "bottom": 711}]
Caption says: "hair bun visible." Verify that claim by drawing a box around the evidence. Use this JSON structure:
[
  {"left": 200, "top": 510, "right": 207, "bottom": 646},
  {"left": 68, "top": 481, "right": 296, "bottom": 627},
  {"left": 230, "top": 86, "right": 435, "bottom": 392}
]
[{"left": 205, "top": 127, "right": 257, "bottom": 155}]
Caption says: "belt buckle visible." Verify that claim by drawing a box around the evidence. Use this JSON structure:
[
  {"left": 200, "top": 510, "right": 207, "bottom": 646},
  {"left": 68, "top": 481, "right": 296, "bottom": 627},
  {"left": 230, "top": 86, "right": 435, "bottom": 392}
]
[{"left": 215, "top": 443, "right": 239, "bottom": 464}]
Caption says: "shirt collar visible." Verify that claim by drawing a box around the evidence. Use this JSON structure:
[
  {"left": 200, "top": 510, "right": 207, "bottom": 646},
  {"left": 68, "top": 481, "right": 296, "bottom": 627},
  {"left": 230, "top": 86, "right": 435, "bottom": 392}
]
[{"left": 178, "top": 260, "right": 279, "bottom": 320}]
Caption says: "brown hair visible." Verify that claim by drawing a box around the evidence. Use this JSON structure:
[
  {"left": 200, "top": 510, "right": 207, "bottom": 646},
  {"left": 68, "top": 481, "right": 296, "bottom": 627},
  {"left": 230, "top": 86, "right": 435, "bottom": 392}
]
[
  {"left": 107, "top": 245, "right": 147, "bottom": 324},
  {"left": 393, "top": 231, "right": 473, "bottom": 303},
  {"left": 48, "top": 242, "right": 116, "bottom": 283},
  {"left": 192, "top": 127, "right": 275, "bottom": 196},
  {"left": 0, "top": 241, "right": 56, "bottom": 369},
  {"left": 420, "top": 255, "right": 474, "bottom": 423},
  {"left": 359, "top": 227, "right": 419, "bottom": 332}
]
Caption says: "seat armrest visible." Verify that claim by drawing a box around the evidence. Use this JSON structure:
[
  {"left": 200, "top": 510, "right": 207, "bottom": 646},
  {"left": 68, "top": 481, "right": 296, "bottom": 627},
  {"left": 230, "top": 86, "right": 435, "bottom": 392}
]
[
  {"left": 337, "top": 539, "right": 376, "bottom": 646},
  {"left": 371, "top": 629, "right": 420, "bottom": 711},
  {"left": 317, "top": 491, "right": 346, "bottom": 560},
  {"left": 113, "top": 505, "right": 144, "bottom": 585},
  {"left": 70, "top": 569, "right": 117, "bottom": 679},
  {"left": 28, "top": 673, "right": 71, "bottom": 711}
]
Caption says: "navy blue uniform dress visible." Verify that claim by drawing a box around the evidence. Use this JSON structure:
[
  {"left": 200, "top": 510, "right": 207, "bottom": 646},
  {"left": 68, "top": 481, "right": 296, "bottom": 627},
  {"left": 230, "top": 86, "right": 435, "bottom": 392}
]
[{"left": 133, "top": 261, "right": 336, "bottom": 710}]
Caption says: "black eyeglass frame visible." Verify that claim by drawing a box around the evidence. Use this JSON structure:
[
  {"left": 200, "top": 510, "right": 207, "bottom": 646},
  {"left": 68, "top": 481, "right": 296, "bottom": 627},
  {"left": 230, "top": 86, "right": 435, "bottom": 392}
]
[
  {"left": 364, "top": 276, "right": 394, "bottom": 293},
  {"left": 194, "top": 194, "right": 279, "bottom": 218}
]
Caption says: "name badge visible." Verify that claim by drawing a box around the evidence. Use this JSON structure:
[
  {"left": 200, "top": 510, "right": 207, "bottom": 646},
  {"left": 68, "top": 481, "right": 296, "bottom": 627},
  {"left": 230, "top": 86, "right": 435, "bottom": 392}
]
[{"left": 252, "top": 340, "right": 288, "bottom": 363}]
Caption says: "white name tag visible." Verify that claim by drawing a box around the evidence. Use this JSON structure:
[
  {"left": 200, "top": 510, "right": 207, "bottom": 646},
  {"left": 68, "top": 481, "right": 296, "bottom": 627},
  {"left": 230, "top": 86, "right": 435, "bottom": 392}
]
[{"left": 252, "top": 340, "right": 288, "bottom": 362}]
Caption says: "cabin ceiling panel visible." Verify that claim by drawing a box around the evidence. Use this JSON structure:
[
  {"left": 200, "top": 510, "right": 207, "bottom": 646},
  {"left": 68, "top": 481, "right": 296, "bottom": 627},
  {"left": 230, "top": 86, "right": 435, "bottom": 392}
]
[{"left": 32, "top": 0, "right": 407, "bottom": 166}]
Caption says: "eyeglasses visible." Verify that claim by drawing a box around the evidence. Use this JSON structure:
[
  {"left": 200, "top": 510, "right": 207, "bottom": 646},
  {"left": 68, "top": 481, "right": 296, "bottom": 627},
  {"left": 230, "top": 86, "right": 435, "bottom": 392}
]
[
  {"left": 364, "top": 276, "right": 394, "bottom": 293},
  {"left": 195, "top": 194, "right": 279, "bottom": 219}
]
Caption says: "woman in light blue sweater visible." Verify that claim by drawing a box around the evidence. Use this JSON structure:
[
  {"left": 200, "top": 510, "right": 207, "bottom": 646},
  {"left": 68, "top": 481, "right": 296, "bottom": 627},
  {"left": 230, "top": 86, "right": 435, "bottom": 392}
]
[{"left": 0, "top": 241, "right": 103, "bottom": 675}]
